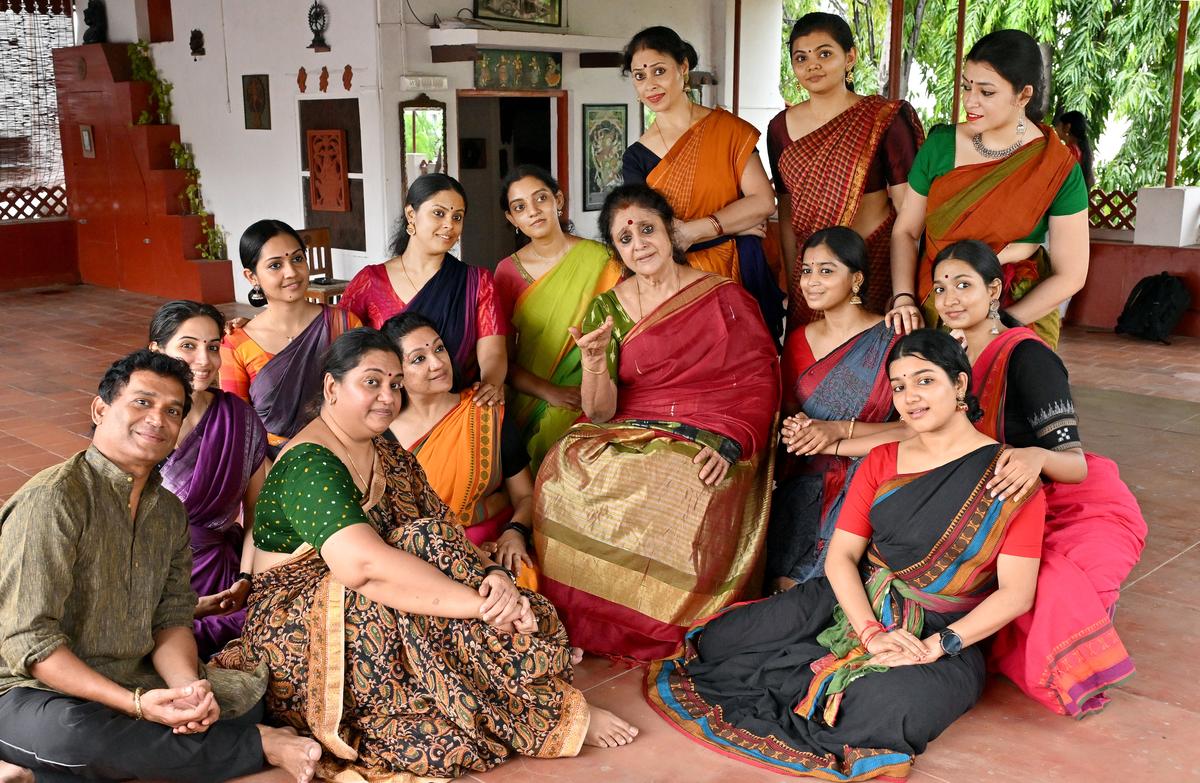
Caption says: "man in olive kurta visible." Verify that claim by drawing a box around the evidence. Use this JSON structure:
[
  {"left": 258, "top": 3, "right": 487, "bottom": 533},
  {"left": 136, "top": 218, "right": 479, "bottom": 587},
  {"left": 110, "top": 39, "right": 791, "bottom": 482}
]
[{"left": 0, "top": 350, "right": 319, "bottom": 783}]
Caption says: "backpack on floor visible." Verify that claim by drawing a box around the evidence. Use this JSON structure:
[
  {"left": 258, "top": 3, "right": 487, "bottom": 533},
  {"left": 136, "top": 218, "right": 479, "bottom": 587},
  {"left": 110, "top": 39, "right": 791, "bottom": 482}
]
[{"left": 1114, "top": 272, "right": 1192, "bottom": 344}]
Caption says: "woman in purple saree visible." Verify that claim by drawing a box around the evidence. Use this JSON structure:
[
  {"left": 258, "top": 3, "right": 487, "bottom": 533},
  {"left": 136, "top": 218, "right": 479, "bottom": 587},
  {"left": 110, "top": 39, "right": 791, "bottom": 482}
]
[{"left": 151, "top": 301, "right": 269, "bottom": 658}]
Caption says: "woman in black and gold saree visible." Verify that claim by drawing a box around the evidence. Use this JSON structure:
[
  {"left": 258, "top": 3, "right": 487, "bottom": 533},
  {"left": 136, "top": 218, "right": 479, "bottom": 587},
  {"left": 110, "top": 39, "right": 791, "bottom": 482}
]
[{"left": 648, "top": 329, "right": 1045, "bottom": 780}]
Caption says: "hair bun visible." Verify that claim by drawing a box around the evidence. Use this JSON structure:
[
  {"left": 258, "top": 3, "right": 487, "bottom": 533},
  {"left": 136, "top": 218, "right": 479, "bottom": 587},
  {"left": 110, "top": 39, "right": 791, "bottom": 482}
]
[{"left": 682, "top": 41, "right": 699, "bottom": 70}]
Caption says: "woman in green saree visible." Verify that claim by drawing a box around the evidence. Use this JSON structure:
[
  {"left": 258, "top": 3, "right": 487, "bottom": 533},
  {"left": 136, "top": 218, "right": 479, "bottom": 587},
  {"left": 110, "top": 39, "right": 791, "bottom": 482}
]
[{"left": 494, "top": 165, "right": 622, "bottom": 471}]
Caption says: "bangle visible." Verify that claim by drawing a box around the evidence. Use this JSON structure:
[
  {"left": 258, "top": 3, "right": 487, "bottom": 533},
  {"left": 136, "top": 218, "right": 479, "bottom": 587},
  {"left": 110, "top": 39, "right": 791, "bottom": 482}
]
[
  {"left": 887, "top": 292, "right": 917, "bottom": 311},
  {"left": 502, "top": 521, "right": 533, "bottom": 548},
  {"left": 859, "top": 621, "right": 885, "bottom": 647},
  {"left": 847, "top": 417, "right": 856, "bottom": 440},
  {"left": 483, "top": 563, "right": 513, "bottom": 582},
  {"left": 707, "top": 214, "right": 724, "bottom": 237},
  {"left": 133, "top": 687, "right": 144, "bottom": 720},
  {"left": 582, "top": 364, "right": 608, "bottom": 375},
  {"left": 833, "top": 439, "right": 842, "bottom": 457},
  {"left": 236, "top": 571, "right": 253, "bottom": 583}
]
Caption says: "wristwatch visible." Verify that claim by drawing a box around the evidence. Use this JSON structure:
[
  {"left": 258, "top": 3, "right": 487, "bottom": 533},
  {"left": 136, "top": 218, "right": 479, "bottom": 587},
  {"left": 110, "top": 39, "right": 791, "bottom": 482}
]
[{"left": 939, "top": 628, "right": 964, "bottom": 657}]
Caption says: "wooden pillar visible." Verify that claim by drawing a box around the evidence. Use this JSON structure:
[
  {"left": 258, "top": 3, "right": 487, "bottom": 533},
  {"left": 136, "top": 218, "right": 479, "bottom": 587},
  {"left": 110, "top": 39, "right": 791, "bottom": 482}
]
[
  {"left": 1166, "top": 0, "right": 1189, "bottom": 187},
  {"left": 887, "top": 0, "right": 904, "bottom": 99},
  {"left": 950, "top": 0, "right": 966, "bottom": 123}
]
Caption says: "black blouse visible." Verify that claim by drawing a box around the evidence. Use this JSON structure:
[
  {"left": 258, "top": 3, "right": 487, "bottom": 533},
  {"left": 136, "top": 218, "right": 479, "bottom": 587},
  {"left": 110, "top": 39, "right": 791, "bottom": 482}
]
[{"left": 1001, "top": 341, "right": 1082, "bottom": 451}]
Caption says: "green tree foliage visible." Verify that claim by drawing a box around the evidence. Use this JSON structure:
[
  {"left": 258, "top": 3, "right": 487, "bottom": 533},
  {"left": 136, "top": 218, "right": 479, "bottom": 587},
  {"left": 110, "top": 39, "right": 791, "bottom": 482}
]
[{"left": 780, "top": 0, "right": 1199, "bottom": 191}]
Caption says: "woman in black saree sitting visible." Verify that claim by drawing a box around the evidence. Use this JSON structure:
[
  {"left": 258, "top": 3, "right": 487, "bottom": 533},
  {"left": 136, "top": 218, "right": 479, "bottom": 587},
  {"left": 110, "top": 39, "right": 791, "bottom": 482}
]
[{"left": 648, "top": 329, "right": 1045, "bottom": 780}]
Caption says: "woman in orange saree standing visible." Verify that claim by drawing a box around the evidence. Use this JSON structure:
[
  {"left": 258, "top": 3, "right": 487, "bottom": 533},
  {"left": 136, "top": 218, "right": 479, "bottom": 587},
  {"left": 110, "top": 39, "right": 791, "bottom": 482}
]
[
  {"left": 887, "top": 30, "right": 1089, "bottom": 348},
  {"left": 621, "top": 26, "right": 784, "bottom": 343},
  {"left": 769, "top": 12, "right": 923, "bottom": 325},
  {"left": 535, "top": 184, "right": 780, "bottom": 662}
]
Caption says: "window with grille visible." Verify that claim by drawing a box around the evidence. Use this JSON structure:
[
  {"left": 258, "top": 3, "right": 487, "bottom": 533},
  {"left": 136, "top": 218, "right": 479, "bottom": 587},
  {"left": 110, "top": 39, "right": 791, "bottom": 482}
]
[{"left": 0, "top": 1, "right": 74, "bottom": 222}]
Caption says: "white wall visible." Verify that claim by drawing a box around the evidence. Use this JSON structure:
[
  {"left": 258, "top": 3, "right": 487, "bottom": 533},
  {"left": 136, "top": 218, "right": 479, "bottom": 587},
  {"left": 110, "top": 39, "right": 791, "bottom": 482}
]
[{"left": 122, "top": 0, "right": 767, "bottom": 296}]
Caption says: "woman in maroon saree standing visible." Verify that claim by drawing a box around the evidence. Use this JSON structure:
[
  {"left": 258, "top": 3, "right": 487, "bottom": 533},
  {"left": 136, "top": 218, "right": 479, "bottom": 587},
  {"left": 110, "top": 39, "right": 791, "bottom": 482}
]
[
  {"left": 149, "top": 301, "right": 269, "bottom": 658},
  {"left": 534, "top": 184, "right": 780, "bottom": 662}
]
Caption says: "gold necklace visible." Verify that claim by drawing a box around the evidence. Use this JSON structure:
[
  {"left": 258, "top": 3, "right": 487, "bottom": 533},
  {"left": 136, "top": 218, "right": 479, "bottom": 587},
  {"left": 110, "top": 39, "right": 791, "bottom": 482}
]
[
  {"left": 322, "top": 415, "right": 374, "bottom": 492},
  {"left": 397, "top": 257, "right": 422, "bottom": 296},
  {"left": 634, "top": 276, "right": 645, "bottom": 320}
]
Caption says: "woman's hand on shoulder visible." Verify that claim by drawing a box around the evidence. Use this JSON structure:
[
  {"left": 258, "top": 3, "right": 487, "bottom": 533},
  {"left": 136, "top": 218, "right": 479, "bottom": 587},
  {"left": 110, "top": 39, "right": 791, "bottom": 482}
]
[
  {"left": 568, "top": 316, "right": 614, "bottom": 375},
  {"left": 472, "top": 381, "right": 505, "bottom": 408},
  {"left": 986, "top": 447, "right": 1046, "bottom": 502},
  {"left": 225, "top": 316, "right": 249, "bottom": 334},
  {"left": 884, "top": 298, "right": 923, "bottom": 335},
  {"left": 693, "top": 446, "right": 731, "bottom": 486}
]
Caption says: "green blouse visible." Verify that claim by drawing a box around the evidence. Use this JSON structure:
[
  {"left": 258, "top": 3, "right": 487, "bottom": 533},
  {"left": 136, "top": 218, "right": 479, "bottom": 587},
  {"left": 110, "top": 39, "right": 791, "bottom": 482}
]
[
  {"left": 908, "top": 124, "right": 1088, "bottom": 244},
  {"left": 581, "top": 289, "right": 636, "bottom": 380},
  {"left": 253, "top": 443, "right": 372, "bottom": 553}
]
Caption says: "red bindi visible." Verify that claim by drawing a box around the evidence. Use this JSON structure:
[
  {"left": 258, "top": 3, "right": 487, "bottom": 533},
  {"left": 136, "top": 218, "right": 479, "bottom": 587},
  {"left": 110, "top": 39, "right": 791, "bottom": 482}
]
[{"left": 627, "top": 219, "right": 634, "bottom": 225}]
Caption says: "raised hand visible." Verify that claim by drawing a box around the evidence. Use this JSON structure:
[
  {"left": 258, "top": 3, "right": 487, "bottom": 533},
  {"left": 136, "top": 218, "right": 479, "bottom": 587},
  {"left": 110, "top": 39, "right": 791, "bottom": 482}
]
[{"left": 568, "top": 317, "right": 614, "bottom": 376}]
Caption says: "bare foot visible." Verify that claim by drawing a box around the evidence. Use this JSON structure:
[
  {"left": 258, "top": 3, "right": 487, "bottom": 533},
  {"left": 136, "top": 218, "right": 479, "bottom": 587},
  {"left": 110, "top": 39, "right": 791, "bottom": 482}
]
[
  {"left": 257, "top": 725, "right": 322, "bottom": 783},
  {"left": 583, "top": 706, "right": 638, "bottom": 748},
  {"left": 570, "top": 646, "right": 584, "bottom": 665},
  {"left": 0, "top": 761, "right": 32, "bottom": 783}
]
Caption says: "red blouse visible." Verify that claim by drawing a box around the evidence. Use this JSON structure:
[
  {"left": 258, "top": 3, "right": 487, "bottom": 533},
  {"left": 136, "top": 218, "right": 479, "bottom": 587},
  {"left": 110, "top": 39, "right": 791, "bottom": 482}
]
[{"left": 338, "top": 262, "right": 507, "bottom": 336}]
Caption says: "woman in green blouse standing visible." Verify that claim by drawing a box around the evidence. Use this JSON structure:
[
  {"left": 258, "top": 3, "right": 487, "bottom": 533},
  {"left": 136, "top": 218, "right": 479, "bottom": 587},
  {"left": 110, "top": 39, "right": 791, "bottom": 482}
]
[{"left": 211, "top": 328, "right": 637, "bottom": 781}]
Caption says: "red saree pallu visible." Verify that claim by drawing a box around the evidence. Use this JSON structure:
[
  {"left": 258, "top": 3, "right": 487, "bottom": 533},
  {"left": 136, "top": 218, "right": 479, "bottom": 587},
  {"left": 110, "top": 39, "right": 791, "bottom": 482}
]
[
  {"left": 534, "top": 276, "right": 781, "bottom": 661},
  {"left": 778, "top": 96, "right": 923, "bottom": 323},
  {"left": 920, "top": 129, "right": 1076, "bottom": 346},
  {"left": 974, "top": 327, "right": 1147, "bottom": 716}
]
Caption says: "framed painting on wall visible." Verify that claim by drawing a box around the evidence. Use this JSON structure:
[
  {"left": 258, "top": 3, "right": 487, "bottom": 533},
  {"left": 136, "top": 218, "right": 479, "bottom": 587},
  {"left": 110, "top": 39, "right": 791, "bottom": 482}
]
[
  {"left": 582, "top": 103, "right": 626, "bottom": 211},
  {"left": 474, "top": 0, "right": 562, "bottom": 27},
  {"left": 242, "top": 74, "right": 271, "bottom": 130}
]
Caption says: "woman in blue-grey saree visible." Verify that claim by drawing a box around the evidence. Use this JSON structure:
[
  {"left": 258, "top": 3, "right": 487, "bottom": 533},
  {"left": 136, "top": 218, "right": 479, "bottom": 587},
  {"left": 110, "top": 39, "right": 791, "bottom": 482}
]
[
  {"left": 768, "top": 227, "right": 903, "bottom": 591},
  {"left": 648, "top": 329, "right": 1045, "bottom": 781}
]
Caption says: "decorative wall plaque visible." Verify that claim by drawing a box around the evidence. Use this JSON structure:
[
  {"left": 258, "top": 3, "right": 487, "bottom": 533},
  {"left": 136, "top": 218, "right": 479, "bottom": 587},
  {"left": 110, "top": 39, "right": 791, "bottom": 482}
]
[
  {"left": 475, "top": 50, "right": 562, "bottom": 90},
  {"left": 306, "top": 129, "right": 349, "bottom": 212}
]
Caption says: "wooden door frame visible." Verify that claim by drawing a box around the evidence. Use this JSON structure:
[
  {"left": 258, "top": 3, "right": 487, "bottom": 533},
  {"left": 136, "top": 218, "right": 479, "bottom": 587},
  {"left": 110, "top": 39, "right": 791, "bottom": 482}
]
[{"left": 456, "top": 89, "right": 570, "bottom": 214}]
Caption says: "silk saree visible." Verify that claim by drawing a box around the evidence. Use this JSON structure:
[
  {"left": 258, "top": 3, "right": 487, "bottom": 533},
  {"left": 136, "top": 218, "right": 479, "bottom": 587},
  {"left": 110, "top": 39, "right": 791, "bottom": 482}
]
[{"left": 534, "top": 275, "right": 780, "bottom": 661}]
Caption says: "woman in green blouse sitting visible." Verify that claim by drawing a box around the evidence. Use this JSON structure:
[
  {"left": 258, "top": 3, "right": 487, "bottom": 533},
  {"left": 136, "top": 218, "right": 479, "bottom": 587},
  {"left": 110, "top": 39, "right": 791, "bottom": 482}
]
[{"left": 211, "top": 328, "right": 636, "bottom": 781}]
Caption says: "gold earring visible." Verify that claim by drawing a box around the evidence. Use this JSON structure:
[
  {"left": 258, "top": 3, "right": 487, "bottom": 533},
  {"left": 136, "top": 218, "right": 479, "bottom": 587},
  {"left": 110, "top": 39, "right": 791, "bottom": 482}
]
[
  {"left": 849, "top": 284, "right": 863, "bottom": 306},
  {"left": 956, "top": 395, "right": 968, "bottom": 412},
  {"left": 406, "top": 222, "right": 415, "bottom": 236}
]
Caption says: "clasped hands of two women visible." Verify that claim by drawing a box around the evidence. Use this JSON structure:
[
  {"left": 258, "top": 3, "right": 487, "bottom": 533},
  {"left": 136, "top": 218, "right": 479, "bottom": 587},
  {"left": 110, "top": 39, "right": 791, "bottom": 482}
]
[{"left": 568, "top": 315, "right": 732, "bottom": 486}]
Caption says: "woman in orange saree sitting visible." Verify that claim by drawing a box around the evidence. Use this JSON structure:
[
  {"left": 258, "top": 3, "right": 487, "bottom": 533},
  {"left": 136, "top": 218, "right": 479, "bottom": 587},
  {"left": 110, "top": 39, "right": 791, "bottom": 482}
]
[
  {"left": 887, "top": 30, "right": 1089, "bottom": 348},
  {"left": 534, "top": 184, "right": 780, "bottom": 662},
  {"left": 768, "top": 12, "right": 923, "bottom": 325},
  {"left": 620, "top": 26, "right": 784, "bottom": 343},
  {"left": 382, "top": 312, "right": 539, "bottom": 590}
]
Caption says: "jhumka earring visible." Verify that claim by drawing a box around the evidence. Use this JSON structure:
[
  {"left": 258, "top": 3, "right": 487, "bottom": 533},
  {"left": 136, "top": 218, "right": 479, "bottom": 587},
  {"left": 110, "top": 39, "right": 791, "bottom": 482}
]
[
  {"left": 248, "top": 285, "right": 267, "bottom": 307},
  {"left": 1016, "top": 116, "right": 1027, "bottom": 136},
  {"left": 988, "top": 299, "right": 1002, "bottom": 334},
  {"left": 849, "top": 284, "right": 863, "bottom": 306},
  {"left": 956, "top": 395, "right": 968, "bottom": 412}
]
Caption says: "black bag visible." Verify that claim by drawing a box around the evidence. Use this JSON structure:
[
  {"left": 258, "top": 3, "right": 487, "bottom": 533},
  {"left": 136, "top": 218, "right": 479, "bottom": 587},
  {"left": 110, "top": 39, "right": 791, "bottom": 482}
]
[{"left": 1114, "top": 272, "right": 1192, "bottom": 344}]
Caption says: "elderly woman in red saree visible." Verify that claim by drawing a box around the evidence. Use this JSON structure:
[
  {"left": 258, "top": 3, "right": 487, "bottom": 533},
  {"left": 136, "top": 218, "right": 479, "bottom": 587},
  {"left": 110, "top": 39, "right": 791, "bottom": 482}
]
[
  {"left": 769, "top": 228, "right": 903, "bottom": 591},
  {"left": 339, "top": 173, "right": 508, "bottom": 403},
  {"left": 220, "top": 219, "right": 359, "bottom": 458},
  {"left": 534, "top": 184, "right": 780, "bottom": 662},
  {"left": 768, "top": 13, "right": 923, "bottom": 324},
  {"left": 887, "top": 30, "right": 1089, "bottom": 348},
  {"left": 620, "top": 26, "right": 784, "bottom": 343},
  {"left": 494, "top": 165, "right": 621, "bottom": 471},
  {"left": 932, "top": 240, "right": 1146, "bottom": 717},
  {"left": 382, "top": 312, "right": 539, "bottom": 592},
  {"left": 648, "top": 330, "right": 1044, "bottom": 780}
]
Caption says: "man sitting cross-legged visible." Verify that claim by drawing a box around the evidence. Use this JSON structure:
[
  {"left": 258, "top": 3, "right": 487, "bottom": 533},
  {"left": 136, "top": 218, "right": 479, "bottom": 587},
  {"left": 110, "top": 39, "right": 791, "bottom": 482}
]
[{"left": 0, "top": 349, "right": 321, "bottom": 783}]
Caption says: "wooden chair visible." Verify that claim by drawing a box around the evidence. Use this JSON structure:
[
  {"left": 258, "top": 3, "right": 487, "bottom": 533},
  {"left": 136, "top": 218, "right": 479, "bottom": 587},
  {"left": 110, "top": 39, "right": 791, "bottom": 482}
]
[{"left": 297, "top": 227, "right": 349, "bottom": 305}]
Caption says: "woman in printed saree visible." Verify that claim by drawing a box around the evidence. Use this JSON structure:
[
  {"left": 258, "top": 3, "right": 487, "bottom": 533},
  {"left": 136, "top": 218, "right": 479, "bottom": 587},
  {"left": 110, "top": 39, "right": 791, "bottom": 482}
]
[
  {"left": 769, "top": 228, "right": 903, "bottom": 591},
  {"left": 648, "top": 329, "right": 1044, "bottom": 780},
  {"left": 769, "top": 12, "right": 923, "bottom": 325},
  {"left": 494, "top": 165, "right": 621, "bottom": 470},
  {"left": 620, "top": 26, "right": 784, "bottom": 343},
  {"left": 149, "top": 301, "right": 269, "bottom": 659},
  {"left": 220, "top": 219, "right": 360, "bottom": 458},
  {"left": 382, "top": 312, "right": 540, "bottom": 592},
  {"left": 932, "top": 240, "right": 1146, "bottom": 717},
  {"left": 211, "top": 329, "right": 638, "bottom": 781},
  {"left": 534, "top": 184, "right": 780, "bottom": 662},
  {"left": 339, "top": 173, "right": 508, "bottom": 398},
  {"left": 887, "top": 30, "right": 1089, "bottom": 348}
]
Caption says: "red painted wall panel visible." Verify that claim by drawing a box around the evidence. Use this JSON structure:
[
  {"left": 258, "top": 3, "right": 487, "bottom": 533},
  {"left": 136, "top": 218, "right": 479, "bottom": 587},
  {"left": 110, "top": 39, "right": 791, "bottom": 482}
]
[
  {"left": 0, "top": 219, "right": 80, "bottom": 291},
  {"left": 1066, "top": 240, "right": 1200, "bottom": 337}
]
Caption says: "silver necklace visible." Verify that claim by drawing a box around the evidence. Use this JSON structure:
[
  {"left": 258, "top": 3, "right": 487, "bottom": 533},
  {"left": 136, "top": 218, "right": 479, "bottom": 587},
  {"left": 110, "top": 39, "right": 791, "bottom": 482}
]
[{"left": 972, "top": 120, "right": 1026, "bottom": 159}]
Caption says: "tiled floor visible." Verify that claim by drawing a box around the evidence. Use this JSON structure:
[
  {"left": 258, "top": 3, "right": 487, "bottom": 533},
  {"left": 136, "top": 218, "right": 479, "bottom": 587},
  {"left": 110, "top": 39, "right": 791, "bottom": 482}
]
[{"left": 1, "top": 285, "right": 1197, "bottom": 782}]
